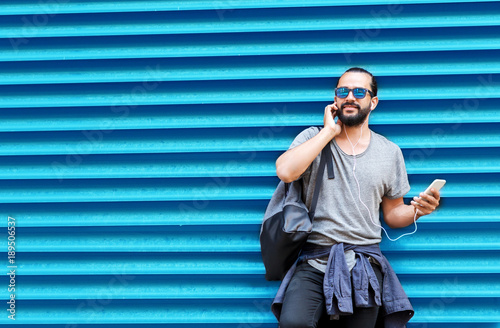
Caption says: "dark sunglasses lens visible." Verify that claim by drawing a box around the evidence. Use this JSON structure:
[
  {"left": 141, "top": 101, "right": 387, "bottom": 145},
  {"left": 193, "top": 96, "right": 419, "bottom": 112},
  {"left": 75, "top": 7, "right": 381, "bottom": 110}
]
[
  {"left": 353, "top": 88, "right": 367, "bottom": 99},
  {"left": 336, "top": 88, "right": 349, "bottom": 98}
]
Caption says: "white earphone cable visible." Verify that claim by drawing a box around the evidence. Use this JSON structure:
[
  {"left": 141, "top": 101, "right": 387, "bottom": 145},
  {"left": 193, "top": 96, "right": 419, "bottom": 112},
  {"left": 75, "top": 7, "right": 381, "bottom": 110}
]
[{"left": 344, "top": 117, "right": 418, "bottom": 242}]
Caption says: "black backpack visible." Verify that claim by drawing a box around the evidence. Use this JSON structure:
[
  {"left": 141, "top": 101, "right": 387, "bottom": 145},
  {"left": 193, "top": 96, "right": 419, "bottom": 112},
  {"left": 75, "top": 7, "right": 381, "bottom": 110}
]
[{"left": 260, "top": 145, "right": 334, "bottom": 281}]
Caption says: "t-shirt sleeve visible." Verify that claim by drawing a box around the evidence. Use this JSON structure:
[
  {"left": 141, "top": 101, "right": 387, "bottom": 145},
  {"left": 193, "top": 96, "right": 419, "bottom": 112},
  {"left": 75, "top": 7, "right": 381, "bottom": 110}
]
[
  {"left": 385, "top": 147, "right": 411, "bottom": 199},
  {"left": 286, "top": 126, "right": 321, "bottom": 180},
  {"left": 288, "top": 126, "right": 320, "bottom": 150}
]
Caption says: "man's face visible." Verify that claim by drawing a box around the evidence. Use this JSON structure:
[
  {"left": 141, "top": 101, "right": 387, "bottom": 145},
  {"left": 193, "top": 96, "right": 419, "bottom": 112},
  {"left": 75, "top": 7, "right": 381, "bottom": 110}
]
[{"left": 335, "top": 72, "right": 377, "bottom": 127}]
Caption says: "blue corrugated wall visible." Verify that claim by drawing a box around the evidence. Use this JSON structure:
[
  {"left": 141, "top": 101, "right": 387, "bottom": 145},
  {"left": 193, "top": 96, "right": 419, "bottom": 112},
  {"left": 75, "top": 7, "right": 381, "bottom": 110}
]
[{"left": 1, "top": 1, "right": 499, "bottom": 327}]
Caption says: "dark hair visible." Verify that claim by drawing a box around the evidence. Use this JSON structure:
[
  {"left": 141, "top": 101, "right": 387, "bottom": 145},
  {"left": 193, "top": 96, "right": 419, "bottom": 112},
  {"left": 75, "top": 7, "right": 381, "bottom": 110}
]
[{"left": 337, "top": 67, "right": 378, "bottom": 97}]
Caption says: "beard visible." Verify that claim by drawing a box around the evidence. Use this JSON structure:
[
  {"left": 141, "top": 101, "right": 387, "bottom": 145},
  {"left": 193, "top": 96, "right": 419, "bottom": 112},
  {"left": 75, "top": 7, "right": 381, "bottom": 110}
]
[{"left": 337, "top": 102, "right": 371, "bottom": 127}]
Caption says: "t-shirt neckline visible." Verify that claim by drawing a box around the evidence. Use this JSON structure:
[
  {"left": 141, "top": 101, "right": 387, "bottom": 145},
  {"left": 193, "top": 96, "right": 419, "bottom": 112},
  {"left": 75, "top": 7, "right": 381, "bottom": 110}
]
[{"left": 332, "top": 130, "right": 373, "bottom": 158}]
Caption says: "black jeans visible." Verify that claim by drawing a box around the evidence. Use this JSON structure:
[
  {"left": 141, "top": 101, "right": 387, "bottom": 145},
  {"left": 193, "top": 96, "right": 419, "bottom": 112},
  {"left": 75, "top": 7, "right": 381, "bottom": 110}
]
[{"left": 279, "top": 261, "right": 384, "bottom": 328}]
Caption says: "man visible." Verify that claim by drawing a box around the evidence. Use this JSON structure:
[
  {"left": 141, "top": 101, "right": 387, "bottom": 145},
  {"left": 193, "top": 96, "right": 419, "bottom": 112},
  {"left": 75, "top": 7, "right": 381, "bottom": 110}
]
[{"left": 272, "top": 67, "right": 441, "bottom": 328}]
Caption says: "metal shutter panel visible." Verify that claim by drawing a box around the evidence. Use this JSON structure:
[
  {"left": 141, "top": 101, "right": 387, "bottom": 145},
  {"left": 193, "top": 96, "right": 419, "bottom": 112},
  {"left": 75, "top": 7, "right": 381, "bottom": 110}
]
[{"left": 1, "top": 1, "right": 499, "bottom": 327}]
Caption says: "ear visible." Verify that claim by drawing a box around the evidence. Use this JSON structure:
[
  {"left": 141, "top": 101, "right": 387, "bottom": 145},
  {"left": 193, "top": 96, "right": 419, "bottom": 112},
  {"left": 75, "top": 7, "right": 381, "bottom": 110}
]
[{"left": 370, "top": 96, "right": 379, "bottom": 111}]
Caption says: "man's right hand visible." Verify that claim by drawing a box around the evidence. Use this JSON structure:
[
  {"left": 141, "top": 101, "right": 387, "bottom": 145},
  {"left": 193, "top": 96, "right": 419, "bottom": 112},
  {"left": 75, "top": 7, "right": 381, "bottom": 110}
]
[
  {"left": 324, "top": 103, "right": 342, "bottom": 138},
  {"left": 276, "top": 103, "right": 343, "bottom": 183}
]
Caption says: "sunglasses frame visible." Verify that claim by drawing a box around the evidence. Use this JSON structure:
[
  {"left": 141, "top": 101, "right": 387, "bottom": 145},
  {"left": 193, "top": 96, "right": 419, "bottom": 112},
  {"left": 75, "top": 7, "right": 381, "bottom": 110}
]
[{"left": 335, "top": 87, "right": 374, "bottom": 99}]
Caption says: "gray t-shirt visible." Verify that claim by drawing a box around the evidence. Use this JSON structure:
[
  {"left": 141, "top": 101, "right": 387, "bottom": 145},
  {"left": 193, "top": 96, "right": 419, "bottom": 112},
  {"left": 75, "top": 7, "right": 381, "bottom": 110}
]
[{"left": 289, "top": 127, "right": 410, "bottom": 272}]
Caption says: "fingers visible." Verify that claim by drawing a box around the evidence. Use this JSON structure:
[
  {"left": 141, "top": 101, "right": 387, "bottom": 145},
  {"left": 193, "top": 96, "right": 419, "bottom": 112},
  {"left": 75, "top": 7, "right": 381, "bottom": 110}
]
[
  {"left": 328, "top": 102, "right": 339, "bottom": 110},
  {"left": 411, "top": 188, "right": 441, "bottom": 217},
  {"left": 324, "top": 104, "right": 336, "bottom": 125},
  {"left": 430, "top": 188, "right": 441, "bottom": 201},
  {"left": 324, "top": 103, "right": 342, "bottom": 138},
  {"left": 325, "top": 103, "right": 338, "bottom": 115}
]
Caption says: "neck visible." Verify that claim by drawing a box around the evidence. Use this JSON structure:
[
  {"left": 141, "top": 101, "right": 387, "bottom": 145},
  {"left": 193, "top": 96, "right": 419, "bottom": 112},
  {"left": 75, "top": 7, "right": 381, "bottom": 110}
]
[
  {"left": 335, "top": 117, "right": 371, "bottom": 155},
  {"left": 339, "top": 116, "right": 370, "bottom": 141}
]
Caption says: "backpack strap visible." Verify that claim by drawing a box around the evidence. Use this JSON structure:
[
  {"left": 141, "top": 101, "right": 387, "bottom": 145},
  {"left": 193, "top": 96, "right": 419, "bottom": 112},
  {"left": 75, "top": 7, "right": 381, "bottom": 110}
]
[
  {"left": 325, "top": 145, "right": 335, "bottom": 179},
  {"left": 309, "top": 144, "right": 334, "bottom": 218}
]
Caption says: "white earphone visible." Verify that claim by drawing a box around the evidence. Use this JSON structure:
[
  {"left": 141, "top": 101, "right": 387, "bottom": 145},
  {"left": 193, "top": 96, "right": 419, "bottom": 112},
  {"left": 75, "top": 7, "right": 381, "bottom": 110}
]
[{"left": 343, "top": 113, "right": 418, "bottom": 242}]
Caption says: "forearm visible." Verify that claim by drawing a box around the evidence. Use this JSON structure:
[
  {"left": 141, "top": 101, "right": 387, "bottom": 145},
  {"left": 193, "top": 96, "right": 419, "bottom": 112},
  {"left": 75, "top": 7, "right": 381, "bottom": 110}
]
[
  {"left": 276, "top": 127, "right": 336, "bottom": 183},
  {"left": 383, "top": 189, "right": 440, "bottom": 228},
  {"left": 384, "top": 203, "right": 420, "bottom": 229}
]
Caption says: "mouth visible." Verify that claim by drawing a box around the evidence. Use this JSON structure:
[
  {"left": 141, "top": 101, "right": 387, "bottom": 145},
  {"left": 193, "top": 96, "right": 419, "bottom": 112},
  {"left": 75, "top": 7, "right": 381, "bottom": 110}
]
[{"left": 341, "top": 103, "right": 360, "bottom": 112}]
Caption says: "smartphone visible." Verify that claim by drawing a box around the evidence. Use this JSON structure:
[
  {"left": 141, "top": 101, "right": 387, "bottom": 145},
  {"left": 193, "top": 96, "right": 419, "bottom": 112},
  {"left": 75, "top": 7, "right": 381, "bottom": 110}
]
[{"left": 423, "top": 179, "right": 446, "bottom": 195}]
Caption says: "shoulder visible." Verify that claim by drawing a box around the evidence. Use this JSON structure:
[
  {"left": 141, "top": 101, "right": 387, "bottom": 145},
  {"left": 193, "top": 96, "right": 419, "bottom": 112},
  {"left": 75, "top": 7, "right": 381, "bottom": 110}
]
[
  {"left": 289, "top": 126, "right": 322, "bottom": 149},
  {"left": 370, "top": 130, "right": 403, "bottom": 155},
  {"left": 297, "top": 126, "right": 322, "bottom": 139}
]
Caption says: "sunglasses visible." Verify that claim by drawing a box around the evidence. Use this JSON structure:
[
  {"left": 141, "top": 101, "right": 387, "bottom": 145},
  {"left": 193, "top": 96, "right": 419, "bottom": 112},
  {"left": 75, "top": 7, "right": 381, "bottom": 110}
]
[{"left": 335, "top": 87, "right": 374, "bottom": 99}]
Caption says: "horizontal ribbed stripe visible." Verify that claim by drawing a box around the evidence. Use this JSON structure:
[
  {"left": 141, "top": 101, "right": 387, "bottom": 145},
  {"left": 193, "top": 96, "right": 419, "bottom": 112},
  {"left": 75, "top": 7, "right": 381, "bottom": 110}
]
[
  {"left": 0, "top": 200, "right": 268, "bottom": 227},
  {"left": 2, "top": 27, "right": 500, "bottom": 61},
  {"left": 0, "top": 125, "right": 498, "bottom": 156},
  {"left": 0, "top": 153, "right": 276, "bottom": 179},
  {"left": 408, "top": 325, "right": 500, "bottom": 328},
  {"left": 2, "top": 3, "right": 500, "bottom": 38},
  {"left": 0, "top": 298, "right": 498, "bottom": 324},
  {"left": 0, "top": 177, "right": 276, "bottom": 203},
  {"left": 3, "top": 274, "right": 498, "bottom": 300},
  {"left": 401, "top": 274, "right": 500, "bottom": 298},
  {"left": 411, "top": 298, "right": 500, "bottom": 323},
  {"left": 0, "top": 99, "right": 499, "bottom": 132},
  {"left": 1, "top": 0, "right": 498, "bottom": 15},
  {"left": 0, "top": 299, "right": 277, "bottom": 324},
  {"left": 15, "top": 252, "right": 268, "bottom": 275},
  {"left": 387, "top": 251, "right": 500, "bottom": 274},
  {"left": 0, "top": 324, "right": 482, "bottom": 328},
  {"left": 1, "top": 75, "right": 499, "bottom": 108},
  {"left": 2, "top": 51, "right": 500, "bottom": 85},
  {"left": 404, "top": 148, "right": 500, "bottom": 174},
  {"left": 1, "top": 275, "right": 280, "bottom": 300},
  {"left": 2, "top": 197, "right": 499, "bottom": 228},
  {"left": 0, "top": 325, "right": 277, "bottom": 328},
  {"left": 8, "top": 223, "right": 500, "bottom": 252},
  {"left": 12, "top": 251, "right": 500, "bottom": 275},
  {"left": 0, "top": 174, "right": 497, "bottom": 203},
  {"left": 0, "top": 148, "right": 498, "bottom": 180},
  {"left": 0, "top": 324, "right": 486, "bottom": 328}
]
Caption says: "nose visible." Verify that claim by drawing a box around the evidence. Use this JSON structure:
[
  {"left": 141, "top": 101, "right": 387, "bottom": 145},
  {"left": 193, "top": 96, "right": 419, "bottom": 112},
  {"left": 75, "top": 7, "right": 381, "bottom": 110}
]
[{"left": 345, "top": 90, "right": 357, "bottom": 101}]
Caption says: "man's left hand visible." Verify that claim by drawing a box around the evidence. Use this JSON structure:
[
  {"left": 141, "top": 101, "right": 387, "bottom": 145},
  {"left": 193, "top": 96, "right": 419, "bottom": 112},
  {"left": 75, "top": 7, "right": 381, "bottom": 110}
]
[{"left": 411, "top": 188, "right": 441, "bottom": 217}]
